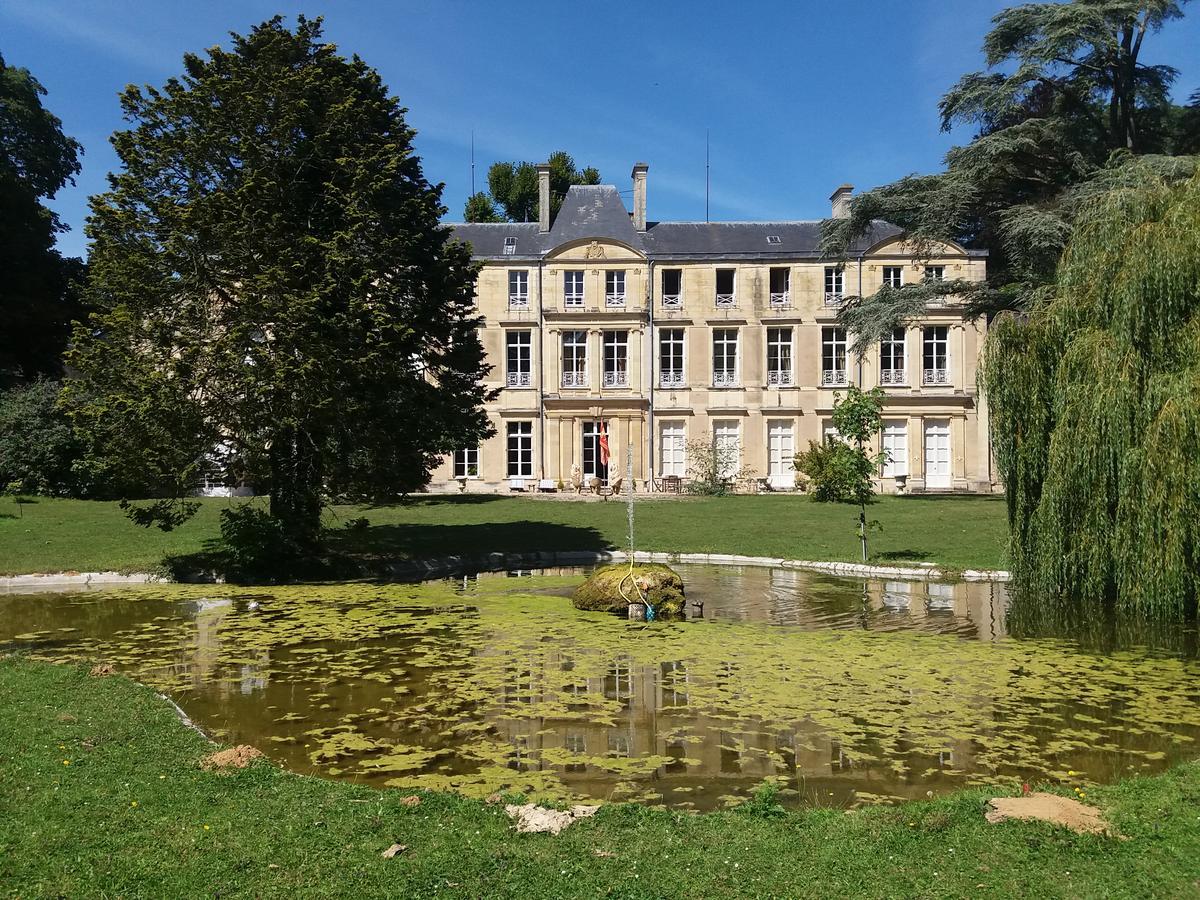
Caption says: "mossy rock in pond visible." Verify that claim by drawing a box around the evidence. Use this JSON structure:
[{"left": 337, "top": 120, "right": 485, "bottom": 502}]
[{"left": 572, "top": 563, "right": 685, "bottom": 618}]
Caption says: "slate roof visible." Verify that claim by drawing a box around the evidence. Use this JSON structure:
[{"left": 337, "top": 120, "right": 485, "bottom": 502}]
[{"left": 447, "top": 181, "right": 984, "bottom": 261}]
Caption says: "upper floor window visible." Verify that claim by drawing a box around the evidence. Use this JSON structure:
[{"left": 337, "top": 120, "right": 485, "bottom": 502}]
[
  {"left": 883, "top": 266, "right": 904, "bottom": 289},
  {"left": 454, "top": 446, "right": 479, "bottom": 479},
  {"left": 880, "top": 327, "right": 906, "bottom": 385},
  {"left": 769, "top": 268, "right": 790, "bottom": 308},
  {"left": 561, "top": 329, "right": 588, "bottom": 388},
  {"left": 603, "top": 331, "right": 629, "bottom": 388},
  {"left": 660, "top": 327, "right": 685, "bottom": 388},
  {"left": 564, "top": 270, "right": 584, "bottom": 307},
  {"left": 662, "top": 268, "right": 682, "bottom": 308},
  {"left": 505, "top": 330, "right": 532, "bottom": 388},
  {"left": 821, "top": 326, "right": 848, "bottom": 386},
  {"left": 922, "top": 326, "right": 950, "bottom": 385},
  {"left": 715, "top": 268, "right": 736, "bottom": 307},
  {"left": 824, "top": 266, "right": 844, "bottom": 306},
  {"left": 924, "top": 265, "right": 945, "bottom": 282},
  {"left": 766, "top": 327, "right": 793, "bottom": 386},
  {"left": 605, "top": 270, "right": 626, "bottom": 307},
  {"left": 502, "top": 236, "right": 517, "bottom": 256},
  {"left": 712, "top": 328, "right": 738, "bottom": 387},
  {"left": 508, "top": 270, "right": 529, "bottom": 306}
]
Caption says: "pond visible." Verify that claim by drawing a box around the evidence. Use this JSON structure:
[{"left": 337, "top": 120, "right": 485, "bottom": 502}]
[{"left": 3, "top": 564, "right": 1199, "bottom": 811}]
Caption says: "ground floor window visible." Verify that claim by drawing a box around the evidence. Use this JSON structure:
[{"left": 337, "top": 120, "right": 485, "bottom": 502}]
[
  {"left": 923, "top": 419, "right": 951, "bottom": 488},
  {"left": 453, "top": 446, "right": 479, "bottom": 478},
  {"left": 660, "top": 422, "right": 686, "bottom": 477},
  {"left": 766, "top": 421, "right": 795, "bottom": 488},
  {"left": 713, "top": 420, "right": 741, "bottom": 479},
  {"left": 881, "top": 421, "right": 907, "bottom": 478},
  {"left": 581, "top": 420, "right": 610, "bottom": 483},
  {"left": 507, "top": 422, "right": 533, "bottom": 477}
]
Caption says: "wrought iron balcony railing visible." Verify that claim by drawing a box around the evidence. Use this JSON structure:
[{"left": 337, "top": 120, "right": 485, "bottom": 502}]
[
  {"left": 661, "top": 293, "right": 682, "bottom": 308},
  {"left": 660, "top": 371, "right": 684, "bottom": 388},
  {"left": 714, "top": 293, "right": 736, "bottom": 308},
  {"left": 821, "top": 369, "right": 848, "bottom": 387},
  {"left": 880, "top": 368, "right": 906, "bottom": 385},
  {"left": 509, "top": 294, "right": 529, "bottom": 307},
  {"left": 922, "top": 368, "right": 951, "bottom": 386},
  {"left": 605, "top": 293, "right": 626, "bottom": 307},
  {"left": 602, "top": 371, "right": 628, "bottom": 388},
  {"left": 769, "top": 291, "right": 790, "bottom": 308},
  {"left": 823, "top": 292, "right": 845, "bottom": 307},
  {"left": 712, "top": 371, "right": 738, "bottom": 387},
  {"left": 561, "top": 371, "right": 587, "bottom": 388},
  {"left": 506, "top": 371, "right": 532, "bottom": 388},
  {"left": 767, "top": 370, "right": 793, "bottom": 386}
]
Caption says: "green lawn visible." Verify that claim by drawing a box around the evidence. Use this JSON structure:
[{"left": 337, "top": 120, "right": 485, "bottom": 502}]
[
  {"left": 2, "top": 657, "right": 1197, "bottom": 898},
  {"left": 0, "top": 494, "right": 1009, "bottom": 577}
]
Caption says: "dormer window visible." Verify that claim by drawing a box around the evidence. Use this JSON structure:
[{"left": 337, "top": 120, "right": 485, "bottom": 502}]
[{"left": 503, "top": 236, "right": 517, "bottom": 256}]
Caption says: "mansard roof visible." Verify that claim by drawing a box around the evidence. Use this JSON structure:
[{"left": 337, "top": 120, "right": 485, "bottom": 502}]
[{"left": 447, "top": 182, "right": 983, "bottom": 261}]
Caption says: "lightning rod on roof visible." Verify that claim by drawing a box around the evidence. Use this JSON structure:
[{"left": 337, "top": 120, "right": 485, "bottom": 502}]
[
  {"left": 470, "top": 130, "right": 475, "bottom": 196},
  {"left": 705, "top": 128, "right": 710, "bottom": 223}
]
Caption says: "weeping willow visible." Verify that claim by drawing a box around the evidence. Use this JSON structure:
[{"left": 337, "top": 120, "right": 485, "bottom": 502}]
[{"left": 982, "top": 163, "right": 1200, "bottom": 620}]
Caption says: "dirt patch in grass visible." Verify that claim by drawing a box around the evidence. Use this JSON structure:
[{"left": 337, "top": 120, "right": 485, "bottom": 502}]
[
  {"left": 89, "top": 663, "right": 115, "bottom": 677},
  {"left": 506, "top": 803, "right": 599, "bottom": 835},
  {"left": 985, "top": 792, "right": 1113, "bottom": 835},
  {"left": 200, "top": 745, "right": 264, "bottom": 771}
]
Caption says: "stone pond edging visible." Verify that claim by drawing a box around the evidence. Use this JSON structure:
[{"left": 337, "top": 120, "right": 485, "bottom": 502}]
[{"left": 1, "top": 554, "right": 1009, "bottom": 592}]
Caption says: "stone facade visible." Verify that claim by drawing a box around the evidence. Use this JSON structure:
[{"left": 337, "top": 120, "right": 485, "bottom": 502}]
[{"left": 430, "top": 164, "right": 996, "bottom": 495}]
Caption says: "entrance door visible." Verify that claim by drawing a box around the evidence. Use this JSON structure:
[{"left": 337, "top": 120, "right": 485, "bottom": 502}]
[
  {"left": 581, "top": 421, "right": 610, "bottom": 485},
  {"left": 923, "top": 420, "right": 951, "bottom": 489},
  {"left": 767, "top": 421, "right": 795, "bottom": 490}
]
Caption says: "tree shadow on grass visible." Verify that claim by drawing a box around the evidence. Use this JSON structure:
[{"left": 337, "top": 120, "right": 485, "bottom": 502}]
[
  {"left": 358, "top": 494, "right": 508, "bottom": 509},
  {"left": 873, "top": 549, "right": 932, "bottom": 563},
  {"left": 165, "top": 519, "right": 612, "bottom": 584}
]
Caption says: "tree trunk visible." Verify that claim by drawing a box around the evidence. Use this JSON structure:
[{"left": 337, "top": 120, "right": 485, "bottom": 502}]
[
  {"left": 268, "top": 426, "right": 323, "bottom": 550},
  {"left": 859, "top": 503, "right": 868, "bottom": 563}
]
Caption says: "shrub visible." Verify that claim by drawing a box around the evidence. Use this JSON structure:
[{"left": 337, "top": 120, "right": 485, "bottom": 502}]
[
  {"left": 217, "top": 505, "right": 302, "bottom": 581},
  {"left": 0, "top": 379, "right": 80, "bottom": 495}
]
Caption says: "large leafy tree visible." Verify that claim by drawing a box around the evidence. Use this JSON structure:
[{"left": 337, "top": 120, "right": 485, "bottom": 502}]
[
  {"left": 981, "top": 165, "right": 1200, "bottom": 619},
  {"left": 464, "top": 150, "right": 600, "bottom": 223},
  {"left": 822, "top": 0, "right": 1195, "bottom": 351},
  {"left": 68, "top": 17, "right": 494, "bottom": 546},
  {"left": 0, "top": 51, "right": 84, "bottom": 386}
]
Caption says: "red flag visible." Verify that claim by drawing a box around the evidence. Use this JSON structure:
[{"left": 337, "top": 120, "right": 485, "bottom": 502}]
[{"left": 598, "top": 421, "right": 610, "bottom": 467}]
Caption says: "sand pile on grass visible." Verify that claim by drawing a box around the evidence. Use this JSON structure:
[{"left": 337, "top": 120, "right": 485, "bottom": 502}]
[
  {"left": 200, "top": 745, "right": 264, "bottom": 771},
  {"left": 985, "top": 792, "right": 1112, "bottom": 835}
]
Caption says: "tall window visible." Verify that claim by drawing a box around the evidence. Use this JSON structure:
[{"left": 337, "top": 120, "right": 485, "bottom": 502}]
[
  {"left": 715, "top": 268, "right": 736, "bottom": 307},
  {"left": 881, "top": 421, "right": 908, "bottom": 477},
  {"left": 605, "top": 270, "right": 626, "bottom": 307},
  {"left": 505, "top": 330, "right": 531, "bottom": 387},
  {"left": 883, "top": 266, "right": 903, "bottom": 288},
  {"left": 766, "top": 327, "right": 793, "bottom": 386},
  {"left": 922, "top": 326, "right": 949, "bottom": 385},
  {"left": 661, "top": 268, "right": 682, "bottom": 307},
  {"left": 508, "top": 270, "right": 529, "bottom": 306},
  {"left": 824, "top": 266, "right": 844, "bottom": 305},
  {"left": 767, "top": 421, "right": 795, "bottom": 488},
  {"left": 660, "top": 327, "right": 685, "bottom": 387},
  {"left": 561, "top": 330, "right": 588, "bottom": 388},
  {"left": 713, "top": 420, "right": 741, "bottom": 479},
  {"left": 880, "top": 327, "right": 906, "bottom": 385},
  {"left": 660, "top": 422, "right": 686, "bottom": 477},
  {"left": 454, "top": 446, "right": 479, "bottom": 479},
  {"left": 506, "top": 422, "right": 533, "bottom": 477},
  {"left": 924, "top": 265, "right": 945, "bottom": 282},
  {"left": 821, "top": 326, "right": 848, "bottom": 386},
  {"left": 712, "top": 328, "right": 738, "bottom": 386},
  {"left": 603, "top": 330, "right": 628, "bottom": 388},
  {"left": 563, "top": 270, "right": 584, "bottom": 307},
  {"left": 769, "top": 268, "right": 790, "bottom": 307}
]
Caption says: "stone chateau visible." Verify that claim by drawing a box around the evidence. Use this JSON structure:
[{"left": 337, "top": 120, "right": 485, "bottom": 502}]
[{"left": 430, "top": 162, "right": 996, "bottom": 494}]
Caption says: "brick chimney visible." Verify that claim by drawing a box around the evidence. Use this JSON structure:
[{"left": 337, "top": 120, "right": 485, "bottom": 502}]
[
  {"left": 536, "top": 162, "right": 551, "bottom": 232},
  {"left": 631, "top": 162, "right": 649, "bottom": 232},
  {"left": 830, "top": 184, "right": 854, "bottom": 219}
]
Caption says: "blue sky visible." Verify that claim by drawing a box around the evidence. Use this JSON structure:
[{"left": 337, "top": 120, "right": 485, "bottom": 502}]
[{"left": 3, "top": 0, "right": 1199, "bottom": 259}]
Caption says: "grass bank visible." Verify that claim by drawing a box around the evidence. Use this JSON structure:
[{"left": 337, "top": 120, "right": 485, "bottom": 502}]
[
  {"left": 0, "top": 494, "right": 1007, "bottom": 577},
  {"left": 2, "top": 657, "right": 1197, "bottom": 898}
]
